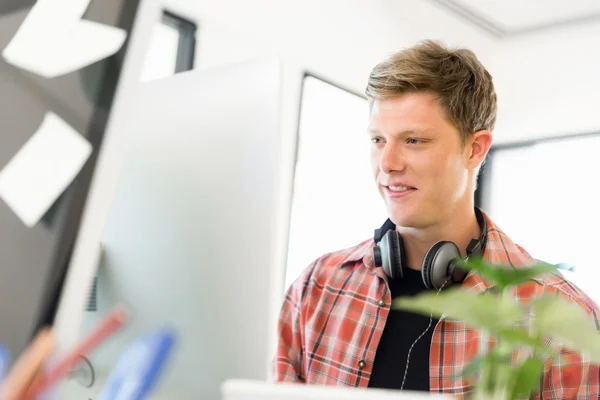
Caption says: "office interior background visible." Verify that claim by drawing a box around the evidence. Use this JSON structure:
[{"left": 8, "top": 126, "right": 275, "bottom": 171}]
[{"left": 1, "top": 0, "right": 600, "bottom": 398}]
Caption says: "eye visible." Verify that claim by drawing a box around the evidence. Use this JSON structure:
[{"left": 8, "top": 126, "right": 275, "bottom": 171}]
[
  {"left": 406, "top": 138, "right": 423, "bottom": 145},
  {"left": 371, "top": 137, "right": 385, "bottom": 144}
]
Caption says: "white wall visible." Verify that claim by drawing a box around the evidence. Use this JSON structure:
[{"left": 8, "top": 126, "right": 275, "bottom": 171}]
[
  {"left": 489, "top": 23, "right": 600, "bottom": 144},
  {"left": 167, "top": 0, "right": 498, "bottom": 94},
  {"left": 174, "top": 1, "right": 600, "bottom": 147}
]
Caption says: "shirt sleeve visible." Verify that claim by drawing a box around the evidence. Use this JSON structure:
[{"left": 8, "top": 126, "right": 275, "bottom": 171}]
[
  {"left": 273, "top": 263, "right": 316, "bottom": 383},
  {"left": 537, "top": 349, "right": 599, "bottom": 399},
  {"left": 537, "top": 286, "right": 600, "bottom": 399}
]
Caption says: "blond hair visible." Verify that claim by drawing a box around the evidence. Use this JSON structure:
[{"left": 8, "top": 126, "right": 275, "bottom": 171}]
[{"left": 365, "top": 40, "right": 497, "bottom": 144}]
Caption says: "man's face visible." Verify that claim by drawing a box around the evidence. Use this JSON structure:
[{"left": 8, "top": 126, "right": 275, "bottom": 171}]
[{"left": 368, "top": 92, "right": 476, "bottom": 229}]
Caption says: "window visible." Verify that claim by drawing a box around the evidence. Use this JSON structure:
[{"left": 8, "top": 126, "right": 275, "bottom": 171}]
[
  {"left": 284, "top": 74, "right": 388, "bottom": 289},
  {"left": 140, "top": 11, "right": 196, "bottom": 82},
  {"left": 479, "top": 133, "right": 600, "bottom": 304}
]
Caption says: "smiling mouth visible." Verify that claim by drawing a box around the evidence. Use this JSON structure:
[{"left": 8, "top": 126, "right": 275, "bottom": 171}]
[
  {"left": 387, "top": 185, "right": 414, "bottom": 192},
  {"left": 384, "top": 185, "right": 416, "bottom": 197}
]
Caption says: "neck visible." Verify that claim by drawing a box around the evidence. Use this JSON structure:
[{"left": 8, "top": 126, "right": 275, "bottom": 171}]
[{"left": 397, "top": 204, "right": 482, "bottom": 271}]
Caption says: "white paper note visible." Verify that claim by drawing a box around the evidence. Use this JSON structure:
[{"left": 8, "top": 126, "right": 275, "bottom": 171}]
[
  {"left": 0, "top": 112, "right": 92, "bottom": 227},
  {"left": 2, "top": 0, "right": 127, "bottom": 78}
]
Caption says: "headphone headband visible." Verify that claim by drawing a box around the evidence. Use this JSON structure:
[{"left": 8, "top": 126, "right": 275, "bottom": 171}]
[
  {"left": 374, "top": 218, "right": 396, "bottom": 244},
  {"left": 466, "top": 208, "right": 487, "bottom": 257}
]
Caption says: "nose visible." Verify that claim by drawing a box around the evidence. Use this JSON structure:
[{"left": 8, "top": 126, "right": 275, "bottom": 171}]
[{"left": 379, "top": 142, "right": 406, "bottom": 174}]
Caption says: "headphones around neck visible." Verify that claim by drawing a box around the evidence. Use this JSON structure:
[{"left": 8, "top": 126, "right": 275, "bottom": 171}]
[{"left": 372, "top": 208, "right": 487, "bottom": 290}]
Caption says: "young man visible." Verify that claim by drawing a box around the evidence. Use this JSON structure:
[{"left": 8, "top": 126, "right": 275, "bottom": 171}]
[{"left": 274, "top": 40, "right": 600, "bottom": 398}]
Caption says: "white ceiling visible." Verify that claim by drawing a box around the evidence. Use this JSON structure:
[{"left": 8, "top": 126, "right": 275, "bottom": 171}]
[{"left": 430, "top": 0, "right": 600, "bottom": 36}]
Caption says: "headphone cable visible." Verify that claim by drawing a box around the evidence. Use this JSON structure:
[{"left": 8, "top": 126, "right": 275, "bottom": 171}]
[{"left": 400, "top": 277, "right": 450, "bottom": 391}]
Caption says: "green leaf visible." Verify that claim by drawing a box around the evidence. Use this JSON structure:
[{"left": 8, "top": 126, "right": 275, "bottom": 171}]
[
  {"left": 458, "top": 258, "right": 559, "bottom": 290},
  {"left": 393, "top": 288, "right": 523, "bottom": 332},
  {"left": 481, "top": 351, "right": 511, "bottom": 393},
  {"left": 510, "top": 358, "right": 544, "bottom": 398},
  {"left": 533, "top": 296, "right": 600, "bottom": 363},
  {"left": 454, "top": 354, "right": 486, "bottom": 379},
  {"left": 496, "top": 329, "right": 554, "bottom": 358},
  {"left": 497, "top": 329, "right": 537, "bottom": 346}
]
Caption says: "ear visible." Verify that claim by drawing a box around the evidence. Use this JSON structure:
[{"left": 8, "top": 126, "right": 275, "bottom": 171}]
[{"left": 467, "top": 130, "right": 493, "bottom": 170}]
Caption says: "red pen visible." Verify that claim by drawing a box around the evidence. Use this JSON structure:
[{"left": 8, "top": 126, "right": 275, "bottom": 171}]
[{"left": 23, "top": 305, "right": 128, "bottom": 400}]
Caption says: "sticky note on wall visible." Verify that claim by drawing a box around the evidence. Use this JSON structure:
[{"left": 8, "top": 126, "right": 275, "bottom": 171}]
[
  {"left": 2, "top": 0, "right": 127, "bottom": 78},
  {"left": 0, "top": 112, "right": 92, "bottom": 227}
]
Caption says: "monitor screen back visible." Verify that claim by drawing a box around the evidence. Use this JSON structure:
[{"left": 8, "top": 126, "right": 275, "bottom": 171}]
[{"left": 67, "top": 58, "right": 284, "bottom": 399}]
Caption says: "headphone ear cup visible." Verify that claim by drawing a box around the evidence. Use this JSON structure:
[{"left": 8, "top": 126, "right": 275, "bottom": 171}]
[
  {"left": 379, "top": 231, "right": 404, "bottom": 280},
  {"left": 421, "top": 241, "right": 461, "bottom": 289}
]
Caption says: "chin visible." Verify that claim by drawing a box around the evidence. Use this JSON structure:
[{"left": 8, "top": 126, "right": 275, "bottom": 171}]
[
  {"left": 390, "top": 216, "right": 418, "bottom": 228},
  {"left": 387, "top": 208, "right": 419, "bottom": 228}
]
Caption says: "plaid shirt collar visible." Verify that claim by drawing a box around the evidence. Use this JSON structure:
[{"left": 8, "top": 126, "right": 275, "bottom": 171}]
[{"left": 336, "top": 210, "right": 508, "bottom": 294}]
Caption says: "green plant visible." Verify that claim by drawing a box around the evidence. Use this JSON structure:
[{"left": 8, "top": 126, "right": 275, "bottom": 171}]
[{"left": 393, "top": 258, "right": 600, "bottom": 399}]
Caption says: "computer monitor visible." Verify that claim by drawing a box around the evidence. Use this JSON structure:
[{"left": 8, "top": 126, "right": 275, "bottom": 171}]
[
  {"left": 221, "top": 379, "right": 449, "bottom": 400},
  {"left": 55, "top": 57, "right": 286, "bottom": 399}
]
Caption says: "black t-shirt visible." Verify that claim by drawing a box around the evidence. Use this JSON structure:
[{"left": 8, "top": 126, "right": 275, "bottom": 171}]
[{"left": 367, "top": 267, "right": 439, "bottom": 391}]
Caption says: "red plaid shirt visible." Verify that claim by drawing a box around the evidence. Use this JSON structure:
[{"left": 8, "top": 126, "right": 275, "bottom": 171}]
[{"left": 274, "top": 210, "right": 600, "bottom": 399}]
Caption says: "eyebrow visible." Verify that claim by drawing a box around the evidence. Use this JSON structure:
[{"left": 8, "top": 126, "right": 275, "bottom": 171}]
[{"left": 368, "top": 128, "right": 435, "bottom": 136}]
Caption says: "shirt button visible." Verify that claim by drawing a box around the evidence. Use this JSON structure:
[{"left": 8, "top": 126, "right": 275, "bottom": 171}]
[
  {"left": 358, "top": 360, "right": 366, "bottom": 369},
  {"left": 378, "top": 299, "right": 385, "bottom": 307}
]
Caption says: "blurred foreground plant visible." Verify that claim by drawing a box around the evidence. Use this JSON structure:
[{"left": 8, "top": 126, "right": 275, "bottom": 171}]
[{"left": 393, "top": 258, "right": 600, "bottom": 400}]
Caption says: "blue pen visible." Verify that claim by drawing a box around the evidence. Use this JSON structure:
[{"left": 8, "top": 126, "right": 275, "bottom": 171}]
[
  {"left": 0, "top": 343, "right": 9, "bottom": 382},
  {"left": 98, "top": 328, "right": 176, "bottom": 400}
]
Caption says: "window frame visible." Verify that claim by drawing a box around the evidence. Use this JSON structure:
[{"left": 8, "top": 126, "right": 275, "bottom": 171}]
[{"left": 161, "top": 10, "right": 197, "bottom": 73}]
